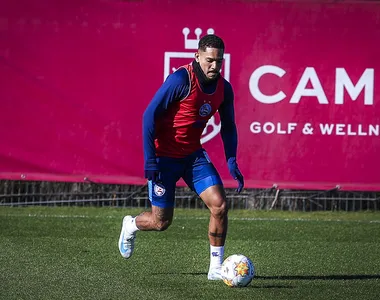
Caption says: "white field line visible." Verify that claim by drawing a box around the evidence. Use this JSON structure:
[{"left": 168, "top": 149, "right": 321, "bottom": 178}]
[{"left": 1, "top": 213, "right": 379, "bottom": 224}]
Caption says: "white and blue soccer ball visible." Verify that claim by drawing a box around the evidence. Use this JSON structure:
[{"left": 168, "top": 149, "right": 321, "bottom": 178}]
[{"left": 221, "top": 254, "right": 255, "bottom": 287}]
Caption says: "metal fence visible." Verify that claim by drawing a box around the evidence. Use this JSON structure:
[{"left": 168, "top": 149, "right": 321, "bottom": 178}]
[{"left": 1, "top": 180, "right": 379, "bottom": 212}]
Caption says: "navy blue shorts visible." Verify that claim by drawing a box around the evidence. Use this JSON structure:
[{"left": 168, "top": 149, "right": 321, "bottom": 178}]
[{"left": 148, "top": 149, "right": 223, "bottom": 208}]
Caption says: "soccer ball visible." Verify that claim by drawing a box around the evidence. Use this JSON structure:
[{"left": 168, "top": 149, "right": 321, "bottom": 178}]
[{"left": 221, "top": 254, "right": 255, "bottom": 287}]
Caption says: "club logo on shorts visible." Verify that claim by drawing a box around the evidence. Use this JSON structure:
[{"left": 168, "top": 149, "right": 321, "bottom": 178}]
[
  {"left": 199, "top": 103, "right": 212, "bottom": 117},
  {"left": 154, "top": 183, "right": 166, "bottom": 197}
]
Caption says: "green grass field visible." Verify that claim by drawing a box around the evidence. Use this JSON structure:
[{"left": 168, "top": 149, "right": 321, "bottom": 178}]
[{"left": 1, "top": 207, "right": 380, "bottom": 300}]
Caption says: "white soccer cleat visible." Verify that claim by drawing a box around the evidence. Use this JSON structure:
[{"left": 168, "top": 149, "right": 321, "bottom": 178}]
[
  {"left": 207, "top": 267, "right": 222, "bottom": 280},
  {"left": 118, "top": 215, "right": 136, "bottom": 259}
]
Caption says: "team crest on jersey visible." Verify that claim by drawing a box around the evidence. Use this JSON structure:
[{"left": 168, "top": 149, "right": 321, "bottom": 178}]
[
  {"left": 199, "top": 103, "right": 212, "bottom": 117},
  {"left": 154, "top": 183, "right": 166, "bottom": 197}
]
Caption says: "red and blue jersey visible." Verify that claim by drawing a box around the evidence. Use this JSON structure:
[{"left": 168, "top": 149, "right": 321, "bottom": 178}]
[
  {"left": 143, "top": 62, "right": 237, "bottom": 164},
  {"left": 154, "top": 64, "right": 224, "bottom": 157}
]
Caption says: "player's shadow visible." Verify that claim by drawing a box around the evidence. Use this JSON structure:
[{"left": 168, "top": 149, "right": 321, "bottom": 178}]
[
  {"left": 152, "top": 272, "right": 380, "bottom": 288},
  {"left": 151, "top": 271, "right": 293, "bottom": 289},
  {"left": 152, "top": 271, "right": 208, "bottom": 276},
  {"left": 152, "top": 272, "right": 380, "bottom": 281},
  {"left": 255, "top": 274, "right": 380, "bottom": 280}
]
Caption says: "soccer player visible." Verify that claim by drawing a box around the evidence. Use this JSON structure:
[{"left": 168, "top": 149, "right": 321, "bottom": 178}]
[{"left": 118, "top": 34, "right": 244, "bottom": 280}]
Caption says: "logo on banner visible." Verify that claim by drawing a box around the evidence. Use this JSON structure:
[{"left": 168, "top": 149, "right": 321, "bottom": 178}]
[{"left": 163, "top": 27, "right": 229, "bottom": 144}]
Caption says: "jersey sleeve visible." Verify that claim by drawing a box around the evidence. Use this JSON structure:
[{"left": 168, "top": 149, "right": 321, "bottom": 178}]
[
  {"left": 142, "top": 68, "right": 190, "bottom": 164},
  {"left": 218, "top": 80, "right": 238, "bottom": 160}
]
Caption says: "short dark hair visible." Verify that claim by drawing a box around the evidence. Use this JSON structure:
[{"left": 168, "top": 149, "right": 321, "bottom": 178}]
[{"left": 198, "top": 34, "right": 225, "bottom": 51}]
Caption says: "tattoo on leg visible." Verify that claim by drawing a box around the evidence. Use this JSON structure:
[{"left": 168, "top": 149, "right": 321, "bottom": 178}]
[{"left": 209, "top": 232, "right": 226, "bottom": 238}]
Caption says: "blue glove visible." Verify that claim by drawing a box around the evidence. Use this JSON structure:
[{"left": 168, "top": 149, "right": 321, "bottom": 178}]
[
  {"left": 227, "top": 157, "right": 244, "bottom": 193},
  {"left": 144, "top": 158, "right": 160, "bottom": 182}
]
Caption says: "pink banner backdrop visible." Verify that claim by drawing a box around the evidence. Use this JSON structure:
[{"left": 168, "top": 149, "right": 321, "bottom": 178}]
[{"left": 1, "top": 0, "right": 379, "bottom": 190}]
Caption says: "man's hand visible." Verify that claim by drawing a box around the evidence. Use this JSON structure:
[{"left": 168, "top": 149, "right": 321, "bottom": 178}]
[
  {"left": 227, "top": 157, "right": 244, "bottom": 193},
  {"left": 144, "top": 158, "right": 160, "bottom": 182}
]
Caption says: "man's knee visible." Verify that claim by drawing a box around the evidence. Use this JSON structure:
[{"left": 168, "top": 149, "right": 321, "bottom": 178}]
[
  {"left": 151, "top": 206, "right": 174, "bottom": 231},
  {"left": 200, "top": 185, "right": 228, "bottom": 218},
  {"left": 211, "top": 200, "right": 228, "bottom": 218},
  {"left": 155, "top": 218, "right": 172, "bottom": 231},
  {"left": 207, "top": 194, "right": 228, "bottom": 219}
]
